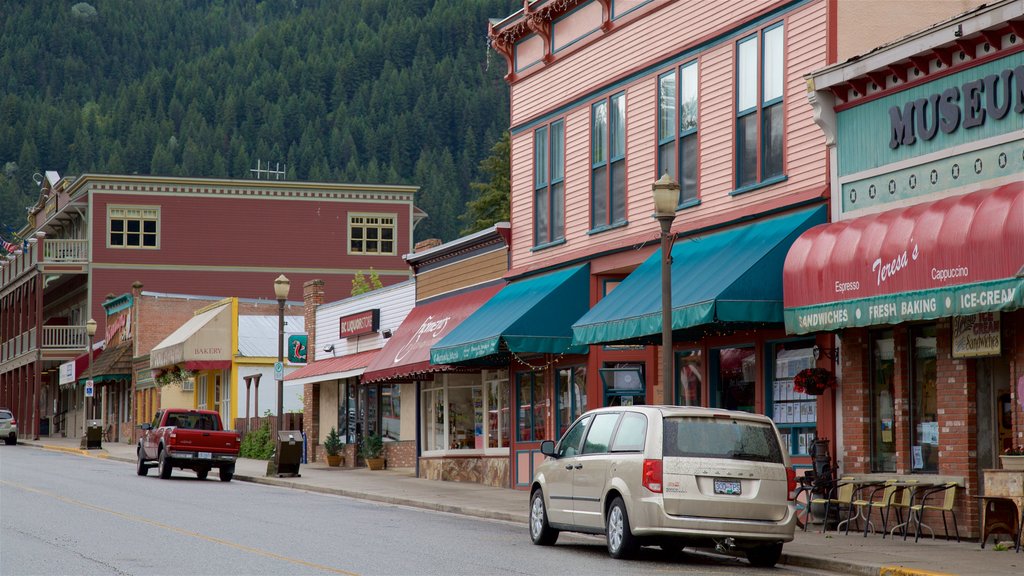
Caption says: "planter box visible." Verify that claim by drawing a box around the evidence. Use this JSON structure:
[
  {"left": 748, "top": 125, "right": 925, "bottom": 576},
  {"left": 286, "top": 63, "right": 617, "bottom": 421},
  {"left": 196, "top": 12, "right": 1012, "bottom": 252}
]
[{"left": 1000, "top": 456, "right": 1024, "bottom": 471}]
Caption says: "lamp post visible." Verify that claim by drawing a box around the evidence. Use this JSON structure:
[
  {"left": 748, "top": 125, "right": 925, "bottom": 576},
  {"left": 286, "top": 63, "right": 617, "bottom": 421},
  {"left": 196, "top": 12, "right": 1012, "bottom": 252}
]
[
  {"left": 85, "top": 318, "right": 97, "bottom": 424},
  {"left": 273, "top": 274, "right": 290, "bottom": 432},
  {"left": 652, "top": 174, "right": 679, "bottom": 406}
]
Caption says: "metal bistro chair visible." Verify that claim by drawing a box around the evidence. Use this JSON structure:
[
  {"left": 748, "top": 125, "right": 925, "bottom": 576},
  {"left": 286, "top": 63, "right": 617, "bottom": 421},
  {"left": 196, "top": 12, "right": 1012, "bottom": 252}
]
[
  {"left": 886, "top": 480, "right": 919, "bottom": 539},
  {"left": 811, "top": 476, "right": 858, "bottom": 533},
  {"left": 853, "top": 479, "right": 898, "bottom": 537},
  {"left": 911, "top": 482, "right": 960, "bottom": 543},
  {"left": 795, "top": 438, "right": 837, "bottom": 531}
]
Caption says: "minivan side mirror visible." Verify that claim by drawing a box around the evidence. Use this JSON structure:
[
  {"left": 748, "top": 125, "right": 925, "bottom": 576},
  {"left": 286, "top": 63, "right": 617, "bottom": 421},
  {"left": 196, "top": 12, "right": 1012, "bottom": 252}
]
[{"left": 540, "top": 440, "right": 557, "bottom": 457}]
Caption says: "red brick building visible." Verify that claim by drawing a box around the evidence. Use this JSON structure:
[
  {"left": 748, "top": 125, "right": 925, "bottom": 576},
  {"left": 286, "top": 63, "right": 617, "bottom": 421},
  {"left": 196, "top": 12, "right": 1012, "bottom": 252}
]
[{"left": 0, "top": 172, "right": 419, "bottom": 441}]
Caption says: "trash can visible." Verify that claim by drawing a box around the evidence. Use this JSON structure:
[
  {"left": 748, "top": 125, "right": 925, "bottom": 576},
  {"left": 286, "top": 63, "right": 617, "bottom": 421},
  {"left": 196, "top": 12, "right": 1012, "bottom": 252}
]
[
  {"left": 271, "top": 430, "right": 303, "bottom": 477},
  {"left": 85, "top": 419, "right": 103, "bottom": 449}
]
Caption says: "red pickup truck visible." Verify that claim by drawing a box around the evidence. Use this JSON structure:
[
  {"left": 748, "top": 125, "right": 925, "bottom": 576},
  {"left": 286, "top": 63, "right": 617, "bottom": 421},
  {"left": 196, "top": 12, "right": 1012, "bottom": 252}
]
[{"left": 137, "top": 408, "right": 240, "bottom": 481}]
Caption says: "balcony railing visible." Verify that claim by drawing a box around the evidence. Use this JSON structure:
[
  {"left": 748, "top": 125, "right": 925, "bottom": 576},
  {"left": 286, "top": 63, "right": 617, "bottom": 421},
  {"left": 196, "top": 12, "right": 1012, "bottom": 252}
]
[
  {"left": 43, "top": 325, "right": 89, "bottom": 349},
  {"left": 1, "top": 237, "right": 88, "bottom": 289},
  {"left": 43, "top": 239, "right": 88, "bottom": 262},
  {"left": 1, "top": 326, "right": 89, "bottom": 365}
]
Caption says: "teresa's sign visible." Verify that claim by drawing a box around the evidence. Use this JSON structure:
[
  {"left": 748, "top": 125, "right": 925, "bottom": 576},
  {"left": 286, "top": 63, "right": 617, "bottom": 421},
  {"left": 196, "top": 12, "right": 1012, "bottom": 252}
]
[
  {"left": 952, "top": 312, "right": 1001, "bottom": 358},
  {"left": 339, "top": 309, "right": 380, "bottom": 338}
]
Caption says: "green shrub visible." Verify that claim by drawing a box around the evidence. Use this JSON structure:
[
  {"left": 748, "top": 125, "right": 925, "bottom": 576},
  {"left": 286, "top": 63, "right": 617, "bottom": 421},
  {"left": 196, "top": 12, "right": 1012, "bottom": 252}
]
[
  {"left": 360, "top": 433, "right": 383, "bottom": 459},
  {"left": 240, "top": 419, "right": 275, "bottom": 460},
  {"left": 323, "top": 427, "right": 342, "bottom": 456}
]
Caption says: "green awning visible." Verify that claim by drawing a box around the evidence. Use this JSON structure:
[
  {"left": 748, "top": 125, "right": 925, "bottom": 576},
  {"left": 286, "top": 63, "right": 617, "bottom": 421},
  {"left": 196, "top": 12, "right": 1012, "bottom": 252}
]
[
  {"left": 431, "top": 264, "right": 590, "bottom": 364},
  {"left": 572, "top": 206, "right": 826, "bottom": 346}
]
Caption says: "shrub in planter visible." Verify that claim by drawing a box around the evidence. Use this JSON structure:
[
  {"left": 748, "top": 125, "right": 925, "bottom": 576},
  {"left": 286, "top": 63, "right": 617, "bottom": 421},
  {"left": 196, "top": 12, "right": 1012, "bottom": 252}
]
[
  {"left": 360, "top": 433, "right": 385, "bottom": 470},
  {"left": 324, "top": 427, "right": 343, "bottom": 467}
]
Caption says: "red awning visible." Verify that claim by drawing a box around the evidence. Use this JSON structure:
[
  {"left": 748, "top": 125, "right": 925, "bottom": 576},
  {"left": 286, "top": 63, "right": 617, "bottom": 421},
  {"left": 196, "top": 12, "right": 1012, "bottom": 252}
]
[
  {"left": 283, "top": 349, "right": 379, "bottom": 386},
  {"left": 361, "top": 283, "right": 503, "bottom": 383},
  {"left": 783, "top": 182, "right": 1024, "bottom": 334}
]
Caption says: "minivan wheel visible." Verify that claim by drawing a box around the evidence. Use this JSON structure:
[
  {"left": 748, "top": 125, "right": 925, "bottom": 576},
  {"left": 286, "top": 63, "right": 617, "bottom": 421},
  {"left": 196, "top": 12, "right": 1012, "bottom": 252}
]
[
  {"left": 606, "top": 497, "right": 638, "bottom": 559},
  {"left": 745, "top": 542, "right": 783, "bottom": 568},
  {"left": 529, "top": 489, "right": 559, "bottom": 546}
]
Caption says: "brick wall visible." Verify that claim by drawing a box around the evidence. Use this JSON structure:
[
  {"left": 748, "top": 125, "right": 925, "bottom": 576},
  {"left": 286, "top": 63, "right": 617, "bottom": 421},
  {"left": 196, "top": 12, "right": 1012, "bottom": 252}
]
[
  {"left": 841, "top": 319, "right": 990, "bottom": 537},
  {"left": 384, "top": 440, "right": 416, "bottom": 468},
  {"left": 300, "top": 279, "right": 325, "bottom": 461}
]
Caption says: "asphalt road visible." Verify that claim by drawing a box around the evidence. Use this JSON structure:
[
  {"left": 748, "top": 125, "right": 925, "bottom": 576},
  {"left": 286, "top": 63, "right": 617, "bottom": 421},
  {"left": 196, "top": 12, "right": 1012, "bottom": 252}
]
[{"left": 1, "top": 446, "right": 826, "bottom": 575}]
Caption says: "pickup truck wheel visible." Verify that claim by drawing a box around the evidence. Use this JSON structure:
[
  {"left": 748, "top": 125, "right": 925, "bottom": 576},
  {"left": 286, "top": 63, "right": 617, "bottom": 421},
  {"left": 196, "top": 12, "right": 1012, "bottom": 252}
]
[
  {"left": 196, "top": 469, "right": 209, "bottom": 480},
  {"left": 219, "top": 465, "right": 234, "bottom": 482},
  {"left": 136, "top": 448, "right": 149, "bottom": 476},
  {"left": 158, "top": 448, "right": 173, "bottom": 479}
]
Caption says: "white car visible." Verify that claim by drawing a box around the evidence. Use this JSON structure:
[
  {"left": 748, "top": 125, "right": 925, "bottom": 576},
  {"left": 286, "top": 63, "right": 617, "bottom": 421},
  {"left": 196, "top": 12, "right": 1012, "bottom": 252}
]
[
  {"left": 529, "top": 405, "right": 796, "bottom": 567},
  {"left": 0, "top": 409, "right": 17, "bottom": 445}
]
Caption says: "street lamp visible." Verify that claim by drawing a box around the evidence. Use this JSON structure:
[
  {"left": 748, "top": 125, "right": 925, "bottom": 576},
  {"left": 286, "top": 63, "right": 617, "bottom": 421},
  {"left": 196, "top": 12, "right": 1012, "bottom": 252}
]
[
  {"left": 652, "top": 174, "right": 679, "bottom": 406},
  {"left": 85, "top": 318, "right": 97, "bottom": 424},
  {"left": 273, "top": 274, "right": 290, "bottom": 431}
]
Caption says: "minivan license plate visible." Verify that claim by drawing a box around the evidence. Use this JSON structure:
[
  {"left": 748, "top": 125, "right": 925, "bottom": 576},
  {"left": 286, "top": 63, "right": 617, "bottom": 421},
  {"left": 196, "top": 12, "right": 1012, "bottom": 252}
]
[{"left": 714, "top": 479, "right": 741, "bottom": 495}]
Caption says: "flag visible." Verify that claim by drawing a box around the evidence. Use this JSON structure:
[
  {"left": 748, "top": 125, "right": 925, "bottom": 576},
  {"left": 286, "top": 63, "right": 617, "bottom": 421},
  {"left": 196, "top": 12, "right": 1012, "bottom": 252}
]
[{"left": 1, "top": 239, "right": 18, "bottom": 253}]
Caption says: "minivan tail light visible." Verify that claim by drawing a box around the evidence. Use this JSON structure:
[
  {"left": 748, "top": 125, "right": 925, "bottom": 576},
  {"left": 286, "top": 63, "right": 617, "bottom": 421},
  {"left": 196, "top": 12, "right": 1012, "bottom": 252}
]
[
  {"left": 9, "top": 418, "right": 15, "bottom": 426},
  {"left": 642, "top": 459, "right": 663, "bottom": 493},
  {"left": 786, "top": 467, "right": 796, "bottom": 500}
]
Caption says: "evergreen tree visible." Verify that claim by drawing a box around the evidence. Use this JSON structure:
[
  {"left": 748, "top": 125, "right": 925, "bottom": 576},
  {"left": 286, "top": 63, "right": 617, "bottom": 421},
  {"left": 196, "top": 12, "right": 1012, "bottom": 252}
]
[{"left": 462, "top": 132, "right": 510, "bottom": 234}]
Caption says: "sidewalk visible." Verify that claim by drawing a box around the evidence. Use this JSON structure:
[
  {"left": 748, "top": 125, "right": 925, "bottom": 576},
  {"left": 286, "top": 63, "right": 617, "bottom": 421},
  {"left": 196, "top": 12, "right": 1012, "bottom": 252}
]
[{"left": 20, "top": 437, "right": 1022, "bottom": 576}]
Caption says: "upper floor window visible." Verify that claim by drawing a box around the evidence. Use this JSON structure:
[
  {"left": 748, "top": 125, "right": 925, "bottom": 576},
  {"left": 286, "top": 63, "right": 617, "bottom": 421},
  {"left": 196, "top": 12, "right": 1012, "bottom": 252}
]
[
  {"left": 349, "top": 213, "right": 396, "bottom": 255},
  {"left": 108, "top": 206, "right": 159, "bottom": 249},
  {"left": 534, "top": 120, "right": 565, "bottom": 246},
  {"left": 736, "top": 23, "right": 784, "bottom": 189},
  {"left": 658, "top": 60, "right": 699, "bottom": 205},
  {"left": 591, "top": 92, "right": 626, "bottom": 229}
]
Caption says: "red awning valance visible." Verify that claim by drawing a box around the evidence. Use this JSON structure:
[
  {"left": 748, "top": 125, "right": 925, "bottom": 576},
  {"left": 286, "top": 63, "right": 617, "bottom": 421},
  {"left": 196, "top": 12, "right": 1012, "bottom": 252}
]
[
  {"left": 284, "top": 349, "right": 380, "bottom": 386},
  {"left": 361, "top": 283, "right": 503, "bottom": 383},
  {"left": 784, "top": 182, "right": 1024, "bottom": 334}
]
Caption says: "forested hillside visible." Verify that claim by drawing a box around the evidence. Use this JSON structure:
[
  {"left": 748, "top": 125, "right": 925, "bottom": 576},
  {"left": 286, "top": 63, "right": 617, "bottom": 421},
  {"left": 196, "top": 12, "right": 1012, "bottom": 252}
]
[{"left": 0, "top": 0, "right": 515, "bottom": 242}]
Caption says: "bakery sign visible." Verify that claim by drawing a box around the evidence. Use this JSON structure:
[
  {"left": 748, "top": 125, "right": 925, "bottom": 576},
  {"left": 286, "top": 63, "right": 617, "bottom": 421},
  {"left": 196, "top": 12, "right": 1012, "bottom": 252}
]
[
  {"left": 952, "top": 312, "right": 1000, "bottom": 358},
  {"left": 339, "top": 309, "right": 380, "bottom": 339}
]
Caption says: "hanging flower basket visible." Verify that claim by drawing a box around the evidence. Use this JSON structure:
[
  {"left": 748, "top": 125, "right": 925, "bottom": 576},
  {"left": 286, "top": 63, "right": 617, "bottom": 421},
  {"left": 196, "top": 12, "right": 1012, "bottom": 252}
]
[{"left": 793, "top": 368, "right": 836, "bottom": 396}]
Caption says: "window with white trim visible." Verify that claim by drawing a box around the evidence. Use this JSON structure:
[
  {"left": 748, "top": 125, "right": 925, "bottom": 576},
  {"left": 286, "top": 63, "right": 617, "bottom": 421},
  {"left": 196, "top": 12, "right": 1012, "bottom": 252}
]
[
  {"left": 348, "top": 213, "right": 396, "bottom": 255},
  {"left": 591, "top": 92, "right": 626, "bottom": 229},
  {"left": 108, "top": 206, "right": 159, "bottom": 248},
  {"left": 658, "top": 60, "right": 699, "bottom": 204},
  {"left": 421, "top": 371, "right": 509, "bottom": 455},
  {"left": 534, "top": 119, "right": 565, "bottom": 246},
  {"left": 736, "top": 22, "right": 784, "bottom": 189}
]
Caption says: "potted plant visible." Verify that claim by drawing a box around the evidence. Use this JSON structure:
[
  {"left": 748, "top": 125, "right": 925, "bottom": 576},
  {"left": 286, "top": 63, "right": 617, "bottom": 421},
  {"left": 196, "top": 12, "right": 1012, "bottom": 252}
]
[
  {"left": 1000, "top": 445, "right": 1024, "bottom": 471},
  {"left": 793, "top": 368, "right": 837, "bottom": 396},
  {"left": 360, "top": 433, "right": 385, "bottom": 470},
  {"left": 323, "top": 427, "right": 343, "bottom": 467}
]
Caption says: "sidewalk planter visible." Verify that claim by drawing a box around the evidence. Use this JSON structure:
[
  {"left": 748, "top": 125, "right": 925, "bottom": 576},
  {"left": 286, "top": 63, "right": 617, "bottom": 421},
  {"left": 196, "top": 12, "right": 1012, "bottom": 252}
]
[
  {"left": 360, "top": 433, "right": 384, "bottom": 470},
  {"left": 323, "top": 427, "right": 343, "bottom": 467},
  {"left": 999, "top": 456, "right": 1024, "bottom": 471}
]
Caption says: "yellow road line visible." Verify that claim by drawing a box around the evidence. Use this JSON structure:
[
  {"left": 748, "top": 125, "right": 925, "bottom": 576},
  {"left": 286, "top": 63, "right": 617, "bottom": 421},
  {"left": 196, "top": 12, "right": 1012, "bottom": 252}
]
[
  {"left": 880, "top": 566, "right": 957, "bottom": 576},
  {"left": 2, "top": 480, "right": 360, "bottom": 576}
]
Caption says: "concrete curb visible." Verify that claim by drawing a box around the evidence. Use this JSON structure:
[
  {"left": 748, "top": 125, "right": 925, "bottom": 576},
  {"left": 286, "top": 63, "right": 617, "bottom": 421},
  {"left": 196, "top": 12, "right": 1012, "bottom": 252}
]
[{"left": 234, "top": 474, "right": 527, "bottom": 524}]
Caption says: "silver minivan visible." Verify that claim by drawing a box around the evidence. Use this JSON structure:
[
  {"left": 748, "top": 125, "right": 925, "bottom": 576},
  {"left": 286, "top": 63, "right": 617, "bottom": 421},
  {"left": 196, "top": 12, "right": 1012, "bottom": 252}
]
[{"left": 529, "top": 405, "right": 796, "bottom": 566}]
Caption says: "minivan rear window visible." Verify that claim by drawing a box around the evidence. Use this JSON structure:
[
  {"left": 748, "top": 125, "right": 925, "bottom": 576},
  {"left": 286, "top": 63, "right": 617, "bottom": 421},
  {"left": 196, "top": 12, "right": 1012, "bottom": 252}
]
[{"left": 663, "top": 417, "right": 783, "bottom": 464}]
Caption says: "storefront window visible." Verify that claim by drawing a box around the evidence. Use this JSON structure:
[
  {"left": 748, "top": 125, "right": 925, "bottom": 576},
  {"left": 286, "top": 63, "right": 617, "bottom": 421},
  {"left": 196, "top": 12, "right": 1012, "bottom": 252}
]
[
  {"left": 769, "top": 341, "right": 815, "bottom": 455},
  {"left": 556, "top": 365, "right": 587, "bottom": 437},
  {"left": 871, "top": 330, "right": 896, "bottom": 472},
  {"left": 675, "top": 350, "right": 702, "bottom": 406},
  {"left": 421, "top": 372, "right": 509, "bottom": 454},
  {"left": 714, "top": 347, "right": 755, "bottom": 412},
  {"left": 381, "top": 383, "right": 401, "bottom": 441},
  {"left": 484, "top": 370, "right": 509, "bottom": 449},
  {"left": 911, "top": 325, "right": 938, "bottom": 472},
  {"left": 517, "top": 371, "right": 547, "bottom": 442}
]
